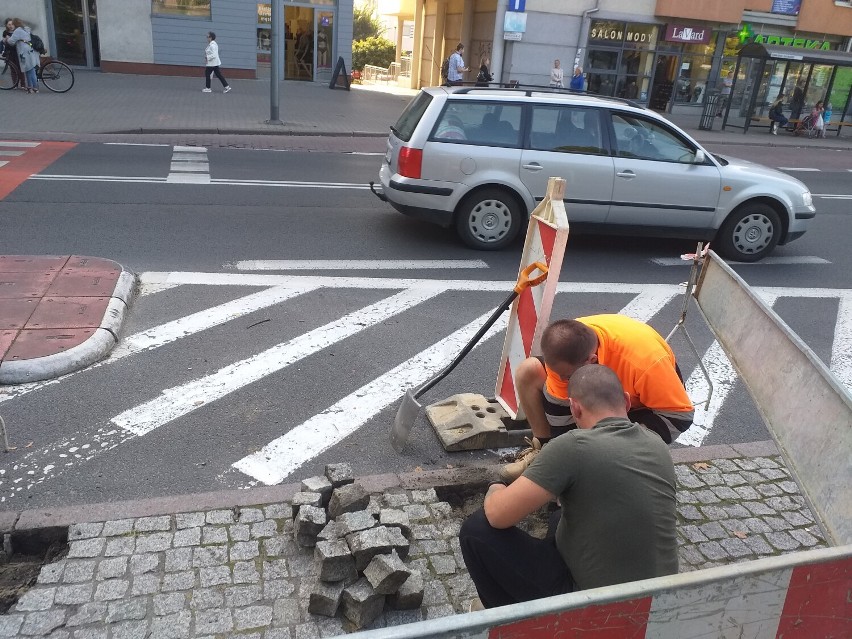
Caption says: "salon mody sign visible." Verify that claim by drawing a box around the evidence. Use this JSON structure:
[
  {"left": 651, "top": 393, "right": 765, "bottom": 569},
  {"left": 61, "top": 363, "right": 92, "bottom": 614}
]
[
  {"left": 737, "top": 23, "right": 831, "bottom": 50},
  {"left": 664, "top": 24, "right": 711, "bottom": 44}
]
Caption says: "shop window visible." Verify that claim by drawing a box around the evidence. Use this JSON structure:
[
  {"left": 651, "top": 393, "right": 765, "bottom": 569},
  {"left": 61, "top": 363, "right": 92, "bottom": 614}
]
[
  {"left": 529, "top": 106, "right": 606, "bottom": 155},
  {"left": 588, "top": 50, "right": 618, "bottom": 71},
  {"left": 431, "top": 103, "right": 522, "bottom": 147},
  {"left": 152, "top": 0, "right": 211, "bottom": 17}
]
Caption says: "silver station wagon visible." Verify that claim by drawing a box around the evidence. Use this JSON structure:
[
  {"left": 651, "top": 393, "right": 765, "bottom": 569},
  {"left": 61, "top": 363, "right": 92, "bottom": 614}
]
[{"left": 371, "top": 87, "right": 816, "bottom": 262}]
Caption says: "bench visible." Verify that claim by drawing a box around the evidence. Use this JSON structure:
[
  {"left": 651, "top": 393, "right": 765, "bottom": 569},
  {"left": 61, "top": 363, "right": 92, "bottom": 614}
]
[{"left": 750, "top": 115, "right": 849, "bottom": 136}]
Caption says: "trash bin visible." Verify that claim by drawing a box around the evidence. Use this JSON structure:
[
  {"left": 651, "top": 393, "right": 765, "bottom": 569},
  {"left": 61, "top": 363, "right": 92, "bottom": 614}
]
[{"left": 699, "top": 91, "right": 721, "bottom": 130}]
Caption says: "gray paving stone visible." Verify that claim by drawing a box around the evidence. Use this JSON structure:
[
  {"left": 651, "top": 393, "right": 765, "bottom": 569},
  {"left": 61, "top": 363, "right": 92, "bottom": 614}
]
[
  {"left": 62, "top": 559, "right": 96, "bottom": 583},
  {"left": 20, "top": 609, "right": 67, "bottom": 635},
  {"left": 317, "top": 521, "right": 340, "bottom": 542},
  {"left": 754, "top": 457, "right": 780, "bottom": 469},
  {"left": 234, "top": 561, "right": 261, "bottom": 584},
  {"left": 337, "top": 510, "right": 377, "bottom": 536},
  {"left": 711, "top": 459, "right": 740, "bottom": 472},
  {"left": 135, "top": 515, "right": 172, "bottom": 532},
  {"left": 676, "top": 491, "right": 699, "bottom": 504},
  {"left": 199, "top": 566, "right": 231, "bottom": 587},
  {"left": 292, "top": 492, "right": 324, "bottom": 519},
  {"left": 264, "top": 578, "right": 296, "bottom": 599},
  {"left": 66, "top": 602, "right": 107, "bottom": 627},
  {"left": 346, "top": 526, "right": 394, "bottom": 572},
  {"left": 697, "top": 541, "right": 727, "bottom": 561},
  {"left": 201, "top": 526, "right": 229, "bottom": 545},
  {"left": 163, "top": 570, "right": 197, "bottom": 591},
  {"left": 150, "top": 610, "right": 191, "bottom": 639},
  {"left": 739, "top": 470, "right": 763, "bottom": 483},
  {"left": 194, "top": 545, "right": 228, "bottom": 567},
  {"left": 734, "top": 459, "right": 760, "bottom": 471},
  {"left": 723, "top": 504, "right": 751, "bottom": 519},
  {"left": 693, "top": 489, "right": 720, "bottom": 504},
  {"left": 110, "top": 620, "right": 149, "bottom": 639},
  {"left": 403, "top": 504, "right": 431, "bottom": 522},
  {"left": 106, "top": 597, "right": 149, "bottom": 622},
  {"left": 756, "top": 483, "right": 783, "bottom": 497},
  {"left": 0, "top": 614, "right": 24, "bottom": 637},
  {"left": 302, "top": 476, "right": 334, "bottom": 504},
  {"left": 778, "top": 481, "right": 800, "bottom": 494},
  {"left": 422, "top": 580, "right": 449, "bottom": 605},
  {"left": 97, "top": 556, "right": 129, "bottom": 580},
  {"left": 315, "top": 539, "right": 357, "bottom": 582},
  {"left": 743, "top": 501, "right": 775, "bottom": 516},
  {"left": 238, "top": 508, "right": 265, "bottom": 523},
  {"left": 411, "top": 488, "right": 438, "bottom": 504},
  {"left": 225, "top": 584, "right": 262, "bottom": 607},
  {"left": 94, "top": 578, "right": 130, "bottom": 601},
  {"left": 388, "top": 570, "right": 424, "bottom": 610},
  {"left": 782, "top": 510, "right": 814, "bottom": 526},
  {"left": 699, "top": 522, "right": 727, "bottom": 541},
  {"left": 674, "top": 470, "right": 704, "bottom": 489},
  {"left": 445, "top": 572, "right": 477, "bottom": 602},
  {"left": 263, "top": 558, "right": 290, "bottom": 580},
  {"left": 15, "top": 587, "right": 56, "bottom": 611},
  {"left": 294, "top": 622, "right": 321, "bottom": 639},
  {"left": 263, "top": 534, "right": 293, "bottom": 557},
  {"left": 263, "top": 503, "right": 291, "bottom": 520},
  {"left": 364, "top": 550, "right": 410, "bottom": 594},
  {"left": 325, "top": 463, "right": 354, "bottom": 487},
  {"left": 677, "top": 545, "right": 704, "bottom": 566},
  {"left": 700, "top": 473, "right": 724, "bottom": 487},
  {"left": 135, "top": 532, "right": 173, "bottom": 553},
  {"left": 762, "top": 516, "right": 789, "bottom": 531},
  {"left": 252, "top": 519, "right": 279, "bottom": 539},
  {"left": 165, "top": 547, "right": 193, "bottom": 572},
  {"left": 105, "top": 536, "right": 135, "bottom": 557},
  {"left": 72, "top": 628, "right": 107, "bottom": 639},
  {"left": 207, "top": 509, "right": 237, "bottom": 524},
  {"left": 191, "top": 588, "right": 225, "bottom": 610},
  {"left": 383, "top": 492, "right": 410, "bottom": 508},
  {"left": 676, "top": 505, "right": 703, "bottom": 521},
  {"left": 175, "top": 512, "right": 206, "bottom": 529},
  {"left": 129, "top": 553, "right": 160, "bottom": 575},
  {"left": 699, "top": 505, "right": 728, "bottom": 520},
  {"left": 719, "top": 537, "right": 754, "bottom": 558},
  {"left": 68, "top": 537, "right": 106, "bottom": 559},
  {"left": 410, "top": 524, "right": 440, "bottom": 540},
  {"left": 195, "top": 608, "right": 234, "bottom": 634},
  {"left": 329, "top": 484, "right": 371, "bottom": 518},
  {"left": 130, "top": 573, "right": 161, "bottom": 595},
  {"left": 438, "top": 519, "right": 462, "bottom": 539},
  {"left": 428, "top": 502, "right": 453, "bottom": 520},
  {"left": 766, "top": 496, "right": 801, "bottom": 511},
  {"left": 68, "top": 522, "right": 104, "bottom": 540},
  {"left": 308, "top": 580, "right": 345, "bottom": 617},
  {"left": 720, "top": 519, "right": 747, "bottom": 534},
  {"left": 273, "top": 598, "right": 302, "bottom": 625},
  {"left": 232, "top": 540, "right": 261, "bottom": 561},
  {"left": 386, "top": 525, "right": 410, "bottom": 559},
  {"left": 743, "top": 517, "right": 774, "bottom": 534},
  {"left": 766, "top": 531, "right": 801, "bottom": 550},
  {"left": 229, "top": 523, "right": 251, "bottom": 542},
  {"left": 788, "top": 529, "right": 820, "bottom": 547},
  {"left": 680, "top": 525, "right": 708, "bottom": 543},
  {"left": 342, "top": 578, "right": 385, "bottom": 629},
  {"left": 265, "top": 629, "right": 293, "bottom": 639},
  {"left": 733, "top": 485, "right": 761, "bottom": 500},
  {"left": 37, "top": 563, "right": 65, "bottom": 585},
  {"left": 761, "top": 469, "right": 792, "bottom": 482},
  {"left": 173, "top": 526, "right": 201, "bottom": 547},
  {"left": 429, "top": 554, "right": 457, "bottom": 575},
  {"left": 295, "top": 506, "right": 327, "bottom": 545},
  {"left": 55, "top": 583, "right": 93, "bottom": 605},
  {"left": 720, "top": 472, "right": 747, "bottom": 487},
  {"left": 742, "top": 535, "right": 774, "bottom": 555},
  {"left": 154, "top": 592, "right": 187, "bottom": 616},
  {"left": 425, "top": 604, "right": 455, "bottom": 619},
  {"left": 712, "top": 486, "right": 740, "bottom": 500},
  {"left": 233, "top": 605, "right": 274, "bottom": 631}
]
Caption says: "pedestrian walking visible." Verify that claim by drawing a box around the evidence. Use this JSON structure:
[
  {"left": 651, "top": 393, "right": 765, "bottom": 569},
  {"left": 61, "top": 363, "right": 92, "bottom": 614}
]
[
  {"left": 475, "top": 56, "right": 492, "bottom": 87},
  {"left": 549, "top": 59, "right": 563, "bottom": 88},
  {"left": 203, "top": 32, "right": 231, "bottom": 93},
  {"left": 446, "top": 43, "right": 468, "bottom": 87},
  {"left": 4, "top": 18, "right": 40, "bottom": 93},
  {"left": 569, "top": 65, "right": 584, "bottom": 91},
  {"left": 716, "top": 71, "right": 733, "bottom": 116}
]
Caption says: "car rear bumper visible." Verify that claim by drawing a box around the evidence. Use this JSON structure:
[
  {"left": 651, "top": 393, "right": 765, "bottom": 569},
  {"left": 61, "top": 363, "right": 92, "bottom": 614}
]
[{"left": 378, "top": 164, "right": 456, "bottom": 227}]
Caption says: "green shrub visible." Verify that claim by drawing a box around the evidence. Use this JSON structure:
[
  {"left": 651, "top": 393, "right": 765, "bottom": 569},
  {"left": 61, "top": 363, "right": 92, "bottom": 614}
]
[
  {"left": 352, "top": 36, "right": 395, "bottom": 71},
  {"left": 353, "top": 5, "right": 384, "bottom": 41}
]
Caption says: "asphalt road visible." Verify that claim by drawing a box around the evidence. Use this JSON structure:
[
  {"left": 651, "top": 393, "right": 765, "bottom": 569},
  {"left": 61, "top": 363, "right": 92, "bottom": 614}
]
[{"left": 0, "top": 141, "right": 850, "bottom": 509}]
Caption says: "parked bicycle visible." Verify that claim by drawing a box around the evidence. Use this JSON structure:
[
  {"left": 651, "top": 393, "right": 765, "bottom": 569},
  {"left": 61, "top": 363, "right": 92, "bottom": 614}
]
[{"left": 0, "top": 56, "right": 74, "bottom": 93}]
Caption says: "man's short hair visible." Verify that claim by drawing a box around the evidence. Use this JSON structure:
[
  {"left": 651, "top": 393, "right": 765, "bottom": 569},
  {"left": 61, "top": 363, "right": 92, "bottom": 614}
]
[
  {"left": 541, "top": 319, "right": 597, "bottom": 366},
  {"left": 456, "top": 43, "right": 464, "bottom": 51},
  {"left": 568, "top": 364, "right": 625, "bottom": 412}
]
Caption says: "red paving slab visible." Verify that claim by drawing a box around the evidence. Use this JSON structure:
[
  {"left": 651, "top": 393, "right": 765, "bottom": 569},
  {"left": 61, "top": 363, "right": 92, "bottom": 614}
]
[
  {"left": 0, "top": 330, "right": 17, "bottom": 360},
  {"left": 3, "top": 328, "right": 95, "bottom": 360},
  {"left": 46, "top": 268, "right": 122, "bottom": 297},
  {"left": 0, "top": 271, "right": 60, "bottom": 298},
  {"left": 0, "top": 298, "right": 39, "bottom": 330},
  {"left": 26, "top": 297, "right": 110, "bottom": 330},
  {"left": 0, "top": 255, "right": 69, "bottom": 272}
]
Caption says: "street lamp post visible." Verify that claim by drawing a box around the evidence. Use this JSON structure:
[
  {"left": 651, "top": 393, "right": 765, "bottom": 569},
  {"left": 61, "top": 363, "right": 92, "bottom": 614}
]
[{"left": 268, "top": 0, "right": 283, "bottom": 124}]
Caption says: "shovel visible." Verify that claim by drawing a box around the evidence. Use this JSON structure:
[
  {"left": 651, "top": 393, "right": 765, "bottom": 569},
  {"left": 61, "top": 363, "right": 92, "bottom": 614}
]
[{"left": 390, "top": 261, "right": 549, "bottom": 452}]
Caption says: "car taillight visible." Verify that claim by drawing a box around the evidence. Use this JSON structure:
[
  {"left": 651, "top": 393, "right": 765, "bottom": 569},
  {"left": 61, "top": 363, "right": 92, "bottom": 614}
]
[{"left": 397, "top": 147, "right": 423, "bottom": 179}]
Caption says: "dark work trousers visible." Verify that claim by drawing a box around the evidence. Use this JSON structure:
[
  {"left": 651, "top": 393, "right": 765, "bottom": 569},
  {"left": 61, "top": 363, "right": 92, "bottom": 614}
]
[
  {"left": 205, "top": 65, "right": 228, "bottom": 89},
  {"left": 459, "top": 508, "right": 573, "bottom": 609}
]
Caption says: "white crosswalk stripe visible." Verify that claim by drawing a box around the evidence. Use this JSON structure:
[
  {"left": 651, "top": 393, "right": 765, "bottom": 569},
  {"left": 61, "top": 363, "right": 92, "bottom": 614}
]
[{"left": 1, "top": 273, "right": 850, "bottom": 502}]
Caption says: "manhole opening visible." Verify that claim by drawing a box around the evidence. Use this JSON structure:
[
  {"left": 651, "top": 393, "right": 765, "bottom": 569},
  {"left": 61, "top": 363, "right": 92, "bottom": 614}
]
[{"left": 0, "top": 527, "right": 68, "bottom": 614}]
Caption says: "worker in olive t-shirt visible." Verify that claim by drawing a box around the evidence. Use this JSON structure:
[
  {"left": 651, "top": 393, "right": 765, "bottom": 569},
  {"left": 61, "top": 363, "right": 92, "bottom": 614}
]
[{"left": 459, "top": 364, "right": 678, "bottom": 608}]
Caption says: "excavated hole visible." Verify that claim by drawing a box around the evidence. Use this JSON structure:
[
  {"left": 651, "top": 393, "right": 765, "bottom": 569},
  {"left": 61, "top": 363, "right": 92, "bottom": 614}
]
[{"left": 0, "top": 527, "right": 68, "bottom": 614}]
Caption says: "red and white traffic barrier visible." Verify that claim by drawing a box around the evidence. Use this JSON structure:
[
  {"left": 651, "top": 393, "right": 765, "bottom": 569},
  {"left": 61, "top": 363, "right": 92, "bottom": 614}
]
[{"left": 495, "top": 178, "right": 570, "bottom": 419}]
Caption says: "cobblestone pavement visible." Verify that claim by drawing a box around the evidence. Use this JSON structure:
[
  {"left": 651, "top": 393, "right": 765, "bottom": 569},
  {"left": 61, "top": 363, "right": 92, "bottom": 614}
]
[{"left": 0, "top": 453, "right": 827, "bottom": 638}]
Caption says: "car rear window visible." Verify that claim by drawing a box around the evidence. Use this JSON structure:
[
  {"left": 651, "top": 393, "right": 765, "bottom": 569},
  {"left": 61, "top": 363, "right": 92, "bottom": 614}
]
[
  {"left": 430, "top": 101, "right": 523, "bottom": 147},
  {"left": 391, "top": 91, "right": 433, "bottom": 142}
]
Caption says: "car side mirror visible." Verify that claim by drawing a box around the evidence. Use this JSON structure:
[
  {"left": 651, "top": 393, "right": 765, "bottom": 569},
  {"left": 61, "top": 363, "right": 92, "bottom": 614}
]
[{"left": 693, "top": 149, "right": 706, "bottom": 164}]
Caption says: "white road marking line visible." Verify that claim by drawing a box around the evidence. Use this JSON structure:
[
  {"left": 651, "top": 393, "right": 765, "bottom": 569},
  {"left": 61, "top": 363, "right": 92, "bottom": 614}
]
[
  {"left": 138, "top": 282, "right": 181, "bottom": 296},
  {"left": 174, "top": 146, "right": 208, "bottom": 153},
  {"left": 0, "top": 141, "right": 39, "bottom": 147},
  {"left": 677, "top": 341, "right": 738, "bottom": 447},
  {"left": 830, "top": 293, "right": 852, "bottom": 390},
  {"left": 0, "top": 151, "right": 25, "bottom": 156},
  {"left": 27, "top": 175, "right": 369, "bottom": 189},
  {"left": 169, "top": 162, "right": 209, "bottom": 172},
  {"left": 167, "top": 146, "right": 211, "bottom": 184},
  {"left": 777, "top": 167, "right": 821, "bottom": 172},
  {"left": 347, "top": 152, "right": 384, "bottom": 156},
  {"left": 110, "top": 288, "right": 442, "bottom": 436},
  {"left": 233, "top": 309, "right": 510, "bottom": 485},
  {"left": 0, "top": 161, "right": 7, "bottom": 168},
  {"left": 31, "top": 175, "right": 168, "bottom": 183},
  {"left": 104, "top": 143, "right": 170, "bottom": 147},
  {"left": 815, "top": 195, "right": 852, "bottom": 200},
  {"left": 651, "top": 256, "right": 830, "bottom": 267},
  {"left": 231, "top": 260, "right": 490, "bottom": 271},
  {"left": 0, "top": 285, "right": 314, "bottom": 405}
]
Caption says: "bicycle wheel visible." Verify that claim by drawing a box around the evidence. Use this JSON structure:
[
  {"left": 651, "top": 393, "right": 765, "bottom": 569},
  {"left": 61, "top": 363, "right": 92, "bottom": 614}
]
[
  {"left": 39, "top": 60, "right": 74, "bottom": 93},
  {"left": 0, "top": 59, "right": 18, "bottom": 90}
]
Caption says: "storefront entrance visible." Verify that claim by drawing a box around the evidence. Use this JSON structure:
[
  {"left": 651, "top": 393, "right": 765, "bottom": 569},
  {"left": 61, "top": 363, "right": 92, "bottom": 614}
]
[
  {"left": 258, "top": 2, "right": 334, "bottom": 82},
  {"left": 49, "top": 0, "right": 99, "bottom": 68}
]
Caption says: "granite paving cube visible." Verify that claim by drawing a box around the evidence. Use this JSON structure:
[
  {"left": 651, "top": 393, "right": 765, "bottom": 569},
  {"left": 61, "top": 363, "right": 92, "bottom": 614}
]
[
  {"left": 190, "top": 588, "right": 224, "bottom": 610},
  {"left": 325, "top": 463, "right": 354, "bottom": 488},
  {"left": 697, "top": 541, "right": 727, "bottom": 561},
  {"left": 428, "top": 502, "right": 453, "bottom": 519},
  {"left": 0, "top": 614, "right": 23, "bottom": 637},
  {"left": 230, "top": 541, "right": 260, "bottom": 562},
  {"left": 175, "top": 512, "right": 206, "bottom": 529},
  {"left": 308, "top": 580, "right": 345, "bottom": 617},
  {"left": 342, "top": 578, "right": 385, "bottom": 629},
  {"left": 315, "top": 540, "right": 357, "bottom": 582},
  {"left": 251, "top": 519, "right": 278, "bottom": 539},
  {"left": 229, "top": 524, "right": 251, "bottom": 542},
  {"left": 766, "top": 531, "right": 801, "bottom": 550},
  {"left": 68, "top": 537, "right": 106, "bottom": 558},
  {"left": 105, "top": 597, "right": 149, "bottom": 623},
  {"left": 233, "top": 561, "right": 261, "bottom": 584},
  {"left": 65, "top": 602, "right": 107, "bottom": 627},
  {"left": 37, "top": 563, "right": 64, "bottom": 585},
  {"left": 429, "top": 554, "right": 457, "bottom": 575},
  {"left": 263, "top": 559, "right": 290, "bottom": 580},
  {"left": 238, "top": 508, "right": 265, "bottom": 523},
  {"left": 317, "top": 521, "right": 340, "bottom": 542},
  {"left": 328, "top": 484, "right": 370, "bottom": 518},
  {"left": 130, "top": 573, "right": 161, "bottom": 595},
  {"left": 129, "top": 553, "right": 160, "bottom": 575},
  {"left": 109, "top": 620, "right": 148, "bottom": 639},
  {"left": 388, "top": 570, "right": 424, "bottom": 610},
  {"left": 63, "top": 559, "right": 97, "bottom": 583},
  {"left": 380, "top": 509, "right": 411, "bottom": 537},
  {"left": 199, "top": 566, "right": 231, "bottom": 587},
  {"left": 68, "top": 522, "right": 104, "bottom": 540},
  {"left": 201, "top": 526, "right": 229, "bottom": 545},
  {"left": 681, "top": 526, "right": 708, "bottom": 545},
  {"left": 411, "top": 489, "right": 438, "bottom": 504},
  {"left": 194, "top": 608, "right": 234, "bottom": 635},
  {"left": 273, "top": 598, "right": 301, "bottom": 626},
  {"left": 425, "top": 604, "right": 455, "bottom": 619},
  {"left": 781, "top": 510, "right": 813, "bottom": 526},
  {"left": 263, "top": 503, "right": 291, "bottom": 520},
  {"left": 264, "top": 578, "right": 295, "bottom": 599},
  {"left": 336, "top": 510, "right": 376, "bottom": 536},
  {"left": 742, "top": 535, "right": 774, "bottom": 555},
  {"left": 135, "top": 532, "right": 172, "bottom": 553},
  {"left": 346, "top": 526, "right": 394, "bottom": 572},
  {"left": 154, "top": 592, "right": 187, "bottom": 616},
  {"left": 14, "top": 587, "right": 56, "bottom": 611},
  {"left": 386, "top": 525, "right": 410, "bottom": 559},
  {"left": 150, "top": 610, "right": 191, "bottom": 638},
  {"left": 364, "top": 550, "right": 410, "bottom": 595},
  {"left": 193, "top": 545, "right": 228, "bottom": 567},
  {"left": 719, "top": 537, "right": 754, "bottom": 558},
  {"left": 98, "top": 556, "right": 129, "bottom": 580},
  {"left": 135, "top": 515, "right": 172, "bottom": 532},
  {"left": 206, "top": 509, "right": 236, "bottom": 525},
  {"left": 676, "top": 505, "right": 703, "bottom": 521},
  {"left": 302, "top": 476, "right": 334, "bottom": 505},
  {"left": 264, "top": 535, "right": 295, "bottom": 557},
  {"left": 232, "top": 605, "right": 273, "bottom": 631},
  {"left": 225, "top": 584, "right": 262, "bottom": 607},
  {"left": 105, "top": 537, "right": 135, "bottom": 557},
  {"left": 94, "top": 579, "right": 129, "bottom": 601},
  {"left": 291, "top": 492, "right": 324, "bottom": 519},
  {"left": 295, "top": 505, "right": 327, "bottom": 540},
  {"left": 382, "top": 492, "right": 410, "bottom": 508},
  {"left": 19, "top": 609, "right": 66, "bottom": 636},
  {"left": 173, "top": 527, "right": 201, "bottom": 547}
]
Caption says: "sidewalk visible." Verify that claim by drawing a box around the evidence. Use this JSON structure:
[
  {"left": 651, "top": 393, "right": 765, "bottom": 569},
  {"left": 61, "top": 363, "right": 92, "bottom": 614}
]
[
  {"left": 0, "top": 442, "right": 830, "bottom": 638},
  {"left": 0, "top": 70, "right": 850, "bottom": 151}
]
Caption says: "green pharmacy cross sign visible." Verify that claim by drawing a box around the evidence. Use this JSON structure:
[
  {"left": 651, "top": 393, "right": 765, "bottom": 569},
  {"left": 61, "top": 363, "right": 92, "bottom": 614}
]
[{"left": 738, "top": 23, "right": 831, "bottom": 50}]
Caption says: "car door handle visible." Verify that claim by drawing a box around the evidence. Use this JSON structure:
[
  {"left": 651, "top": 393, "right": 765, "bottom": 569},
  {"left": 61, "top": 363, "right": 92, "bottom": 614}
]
[
  {"left": 522, "top": 162, "right": 544, "bottom": 171},
  {"left": 616, "top": 170, "right": 636, "bottom": 179}
]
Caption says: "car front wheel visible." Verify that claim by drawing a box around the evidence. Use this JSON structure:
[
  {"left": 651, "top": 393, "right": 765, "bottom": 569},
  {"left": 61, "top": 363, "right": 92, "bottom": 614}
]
[
  {"left": 455, "top": 188, "right": 522, "bottom": 250},
  {"left": 715, "top": 204, "right": 782, "bottom": 263}
]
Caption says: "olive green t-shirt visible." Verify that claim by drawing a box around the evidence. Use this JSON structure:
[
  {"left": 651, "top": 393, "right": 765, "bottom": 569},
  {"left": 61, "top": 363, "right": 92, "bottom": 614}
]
[{"left": 523, "top": 417, "right": 678, "bottom": 590}]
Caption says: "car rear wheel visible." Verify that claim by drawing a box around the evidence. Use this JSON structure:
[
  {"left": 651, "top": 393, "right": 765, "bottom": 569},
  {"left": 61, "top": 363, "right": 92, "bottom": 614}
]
[
  {"left": 715, "top": 204, "right": 782, "bottom": 263},
  {"left": 455, "top": 188, "right": 522, "bottom": 250}
]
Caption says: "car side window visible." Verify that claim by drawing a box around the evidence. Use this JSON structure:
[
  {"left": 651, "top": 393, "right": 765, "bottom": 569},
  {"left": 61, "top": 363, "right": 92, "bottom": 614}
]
[
  {"left": 611, "top": 112, "right": 697, "bottom": 163},
  {"left": 528, "top": 106, "right": 606, "bottom": 155},
  {"left": 430, "top": 102, "right": 523, "bottom": 147}
]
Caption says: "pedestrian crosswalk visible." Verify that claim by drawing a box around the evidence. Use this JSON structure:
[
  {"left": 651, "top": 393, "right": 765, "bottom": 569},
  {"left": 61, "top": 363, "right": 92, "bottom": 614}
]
[{"left": 1, "top": 272, "right": 850, "bottom": 506}]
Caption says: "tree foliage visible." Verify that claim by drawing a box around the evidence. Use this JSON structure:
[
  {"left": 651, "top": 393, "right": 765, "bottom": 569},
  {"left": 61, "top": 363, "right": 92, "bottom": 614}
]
[
  {"left": 353, "top": 5, "right": 384, "bottom": 41},
  {"left": 352, "top": 36, "right": 396, "bottom": 71}
]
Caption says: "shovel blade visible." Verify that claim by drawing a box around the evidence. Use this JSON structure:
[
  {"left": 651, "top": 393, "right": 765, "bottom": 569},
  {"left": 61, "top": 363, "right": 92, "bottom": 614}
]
[{"left": 391, "top": 389, "right": 421, "bottom": 452}]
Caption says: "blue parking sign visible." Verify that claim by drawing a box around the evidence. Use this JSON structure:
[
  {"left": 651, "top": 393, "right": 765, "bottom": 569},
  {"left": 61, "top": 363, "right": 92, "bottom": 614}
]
[{"left": 508, "top": 0, "right": 526, "bottom": 12}]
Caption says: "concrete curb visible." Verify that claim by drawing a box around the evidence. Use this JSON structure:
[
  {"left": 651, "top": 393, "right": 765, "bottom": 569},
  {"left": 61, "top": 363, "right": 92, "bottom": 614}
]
[
  {"left": 0, "top": 265, "right": 138, "bottom": 385},
  {"left": 0, "top": 440, "right": 778, "bottom": 533}
]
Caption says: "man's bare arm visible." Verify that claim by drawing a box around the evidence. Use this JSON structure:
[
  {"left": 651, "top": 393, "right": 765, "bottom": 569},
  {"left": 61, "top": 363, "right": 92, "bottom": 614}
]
[{"left": 483, "top": 477, "right": 555, "bottom": 529}]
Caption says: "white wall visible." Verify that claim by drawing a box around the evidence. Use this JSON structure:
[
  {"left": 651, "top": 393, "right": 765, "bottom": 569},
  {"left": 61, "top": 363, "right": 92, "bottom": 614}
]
[
  {"left": 3, "top": 0, "right": 49, "bottom": 53},
  {"left": 97, "top": 0, "right": 154, "bottom": 63}
]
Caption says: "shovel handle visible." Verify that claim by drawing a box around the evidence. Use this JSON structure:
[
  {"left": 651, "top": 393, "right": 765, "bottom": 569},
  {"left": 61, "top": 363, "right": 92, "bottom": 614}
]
[{"left": 514, "top": 261, "right": 549, "bottom": 294}]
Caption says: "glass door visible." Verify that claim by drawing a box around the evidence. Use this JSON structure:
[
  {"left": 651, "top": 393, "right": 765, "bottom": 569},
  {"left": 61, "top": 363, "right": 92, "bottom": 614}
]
[
  {"left": 51, "top": 0, "right": 99, "bottom": 67},
  {"left": 314, "top": 11, "right": 334, "bottom": 84},
  {"left": 285, "top": 5, "right": 314, "bottom": 81}
]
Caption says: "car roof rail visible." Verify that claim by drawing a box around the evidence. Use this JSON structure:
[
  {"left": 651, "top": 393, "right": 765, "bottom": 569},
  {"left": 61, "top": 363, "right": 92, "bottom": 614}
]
[{"left": 450, "top": 84, "right": 646, "bottom": 110}]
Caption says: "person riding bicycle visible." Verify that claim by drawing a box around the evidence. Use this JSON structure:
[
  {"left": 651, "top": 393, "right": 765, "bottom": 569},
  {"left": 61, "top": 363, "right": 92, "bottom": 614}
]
[{"left": 3, "top": 18, "right": 39, "bottom": 93}]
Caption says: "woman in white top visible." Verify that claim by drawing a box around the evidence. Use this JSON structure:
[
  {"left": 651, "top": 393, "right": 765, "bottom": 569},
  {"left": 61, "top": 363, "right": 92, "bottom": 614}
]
[
  {"left": 203, "top": 32, "right": 231, "bottom": 93},
  {"left": 549, "top": 59, "right": 564, "bottom": 88}
]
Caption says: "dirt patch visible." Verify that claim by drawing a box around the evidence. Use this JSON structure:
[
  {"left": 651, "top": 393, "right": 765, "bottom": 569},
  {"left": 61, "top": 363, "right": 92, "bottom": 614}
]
[{"left": 0, "top": 528, "right": 68, "bottom": 614}]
